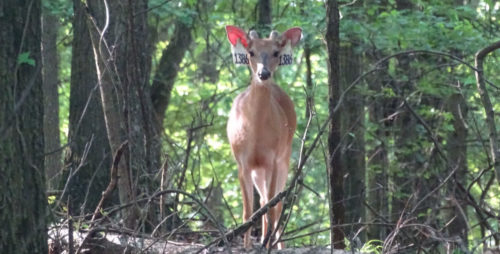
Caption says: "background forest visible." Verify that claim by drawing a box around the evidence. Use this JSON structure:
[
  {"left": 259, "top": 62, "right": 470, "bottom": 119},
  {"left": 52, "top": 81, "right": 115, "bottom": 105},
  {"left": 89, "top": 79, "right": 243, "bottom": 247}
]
[{"left": 1, "top": 0, "right": 500, "bottom": 253}]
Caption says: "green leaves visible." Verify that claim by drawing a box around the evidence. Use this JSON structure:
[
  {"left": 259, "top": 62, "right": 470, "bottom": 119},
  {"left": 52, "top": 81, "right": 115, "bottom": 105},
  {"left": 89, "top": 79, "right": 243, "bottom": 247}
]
[{"left": 17, "top": 52, "right": 35, "bottom": 66}]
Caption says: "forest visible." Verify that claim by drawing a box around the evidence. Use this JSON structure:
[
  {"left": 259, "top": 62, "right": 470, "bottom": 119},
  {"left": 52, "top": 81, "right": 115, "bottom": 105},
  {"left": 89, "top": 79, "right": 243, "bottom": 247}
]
[{"left": 1, "top": 0, "right": 500, "bottom": 253}]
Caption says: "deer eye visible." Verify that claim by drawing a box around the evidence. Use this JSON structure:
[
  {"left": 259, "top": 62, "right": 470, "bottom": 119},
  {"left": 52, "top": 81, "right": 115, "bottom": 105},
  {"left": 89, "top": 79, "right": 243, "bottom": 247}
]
[
  {"left": 249, "top": 51, "right": 255, "bottom": 57},
  {"left": 273, "top": 51, "right": 279, "bottom": 57}
]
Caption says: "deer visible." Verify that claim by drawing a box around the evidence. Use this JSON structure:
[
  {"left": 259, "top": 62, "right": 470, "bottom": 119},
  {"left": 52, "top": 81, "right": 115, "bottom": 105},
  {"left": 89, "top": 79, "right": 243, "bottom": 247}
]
[{"left": 225, "top": 25, "right": 302, "bottom": 249}]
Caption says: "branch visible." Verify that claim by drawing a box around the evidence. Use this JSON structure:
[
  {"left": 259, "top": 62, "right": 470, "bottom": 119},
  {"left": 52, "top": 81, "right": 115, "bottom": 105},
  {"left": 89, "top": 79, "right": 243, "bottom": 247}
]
[
  {"left": 374, "top": 49, "right": 498, "bottom": 89},
  {"left": 196, "top": 190, "right": 289, "bottom": 253},
  {"left": 101, "top": 189, "right": 230, "bottom": 249},
  {"left": 474, "top": 40, "right": 500, "bottom": 185},
  {"left": 91, "top": 141, "right": 128, "bottom": 222},
  {"left": 76, "top": 141, "right": 128, "bottom": 254}
]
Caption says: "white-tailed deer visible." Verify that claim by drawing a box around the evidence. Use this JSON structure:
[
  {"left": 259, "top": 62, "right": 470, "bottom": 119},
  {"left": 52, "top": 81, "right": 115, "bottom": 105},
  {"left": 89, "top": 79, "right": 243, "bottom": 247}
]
[{"left": 225, "top": 25, "right": 302, "bottom": 249}]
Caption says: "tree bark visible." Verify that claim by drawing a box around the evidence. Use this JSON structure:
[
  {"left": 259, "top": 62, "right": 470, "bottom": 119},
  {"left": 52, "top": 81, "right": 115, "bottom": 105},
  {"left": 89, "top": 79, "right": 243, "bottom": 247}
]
[
  {"left": 0, "top": 0, "right": 48, "bottom": 252},
  {"left": 42, "top": 3, "right": 62, "bottom": 188},
  {"left": 326, "top": 0, "right": 346, "bottom": 249},
  {"left": 63, "top": 0, "right": 111, "bottom": 215}
]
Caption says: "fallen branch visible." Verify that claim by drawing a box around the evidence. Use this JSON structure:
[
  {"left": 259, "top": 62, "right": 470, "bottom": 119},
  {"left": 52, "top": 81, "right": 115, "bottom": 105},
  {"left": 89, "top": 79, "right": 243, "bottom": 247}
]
[{"left": 197, "top": 190, "right": 288, "bottom": 253}]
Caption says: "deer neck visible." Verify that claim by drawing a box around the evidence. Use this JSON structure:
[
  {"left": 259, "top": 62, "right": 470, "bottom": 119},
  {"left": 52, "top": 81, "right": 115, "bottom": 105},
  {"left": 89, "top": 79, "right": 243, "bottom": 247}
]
[
  {"left": 249, "top": 77, "right": 273, "bottom": 97},
  {"left": 245, "top": 77, "right": 275, "bottom": 116}
]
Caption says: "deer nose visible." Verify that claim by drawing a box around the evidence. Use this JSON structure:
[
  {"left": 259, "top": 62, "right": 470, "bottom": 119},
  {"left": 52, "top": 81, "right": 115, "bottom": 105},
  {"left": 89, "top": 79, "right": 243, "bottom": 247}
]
[{"left": 259, "top": 69, "right": 271, "bottom": 80}]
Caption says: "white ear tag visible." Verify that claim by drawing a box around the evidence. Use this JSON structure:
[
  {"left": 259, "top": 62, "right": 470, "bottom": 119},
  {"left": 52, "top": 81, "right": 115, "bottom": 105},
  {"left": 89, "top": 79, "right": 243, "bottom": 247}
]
[
  {"left": 231, "top": 40, "right": 248, "bottom": 65},
  {"left": 279, "top": 41, "right": 293, "bottom": 66}
]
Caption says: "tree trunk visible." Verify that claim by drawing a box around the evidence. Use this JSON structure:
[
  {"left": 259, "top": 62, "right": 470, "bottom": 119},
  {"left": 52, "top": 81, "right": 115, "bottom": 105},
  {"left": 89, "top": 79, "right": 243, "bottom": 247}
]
[
  {"left": 257, "top": 0, "right": 272, "bottom": 33},
  {"left": 42, "top": 3, "right": 62, "bottom": 188},
  {"left": 444, "top": 91, "right": 468, "bottom": 249},
  {"left": 0, "top": 0, "right": 48, "bottom": 252},
  {"left": 442, "top": 0, "right": 469, "bottom": 247},
  {"left": 151, "top": 19, "right": 192, "bottom": 128},
  {"left": 326, "top": 0, "right": 346, "bottom": 249},
  {"left": 391, "top": 0, "right": 418, "bottom": 220},
  {"left": 85, "top": 0, "right": 158, "bottom": 229},
  {"left": 340, "top": 43, "right": 366, "bottom": 243},
  {"left": 121, "top": 0, "right": 162, "bottom": 230},
  {"left": 85, "top": 0, "right": 136, "bottom": 228},
  {"left": 366, "top": 61, "right": 390, "bottom": 241},
  {"left": 63, "top": 0, "right": 112, "bottom": 215}
]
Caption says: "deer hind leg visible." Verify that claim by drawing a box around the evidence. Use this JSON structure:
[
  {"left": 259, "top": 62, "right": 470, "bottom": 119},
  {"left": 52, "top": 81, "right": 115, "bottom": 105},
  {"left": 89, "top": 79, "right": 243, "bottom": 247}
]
[{"left": 238, "top": 164, "right": 254, "bottom": 249}]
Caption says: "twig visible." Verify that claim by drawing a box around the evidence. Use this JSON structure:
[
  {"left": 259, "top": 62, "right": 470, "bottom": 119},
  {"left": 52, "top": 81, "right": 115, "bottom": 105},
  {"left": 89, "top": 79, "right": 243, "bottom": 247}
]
[
  {"left": 159, "top": 155, "right": 169, "bottom": 235},
  {"left": 56, "top": 136, "right": 94, "bottom": 209},
  {"left": 68, "top": 196, "right": 74, "bottom": 254},
  {"left": 410, "top": 165, "right": 458, "bottom": 214},
  {"left": 98, "top": 189, "right": 230, "bottom": 250}
]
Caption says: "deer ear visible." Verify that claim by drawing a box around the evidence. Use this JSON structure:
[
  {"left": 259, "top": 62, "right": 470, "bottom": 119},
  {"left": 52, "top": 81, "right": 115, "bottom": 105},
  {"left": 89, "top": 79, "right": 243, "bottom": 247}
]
[
  {"left": 280, "top": 27, "right": 302, "bottom": 47},
  {"left": 278, "top": 28, "right": 302, "bottom": 66},
  {"left": 226, "top": 25, "right": 249, "bottom": 48},
  {"left": 226, "top": 25, "right": 249, "bottom": 66}
]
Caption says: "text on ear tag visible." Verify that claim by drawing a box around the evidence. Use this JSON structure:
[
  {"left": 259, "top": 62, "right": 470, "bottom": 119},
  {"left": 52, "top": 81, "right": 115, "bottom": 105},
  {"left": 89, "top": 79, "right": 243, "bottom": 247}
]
[
  {"left": 279, "top": 41, "right": 293, "bottom": 66},
  {"left": 279, "top": 54, "right": 292, "bottom": 65},
  {"left": 231, "top": 40, "right": 248, "bottom": 66}
]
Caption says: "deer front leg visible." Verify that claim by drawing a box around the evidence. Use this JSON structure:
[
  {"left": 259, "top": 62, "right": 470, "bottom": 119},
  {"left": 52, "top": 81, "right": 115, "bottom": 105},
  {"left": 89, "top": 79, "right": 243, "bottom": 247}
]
[
  {"left": 271, "top": 201, "right": 284, "bottom": 249},
  {"left": 271, "top": 159, "right": 289, "bottom": 249},
  {"left": 238, "top": 166, "right": 254, "bottom": 249}
]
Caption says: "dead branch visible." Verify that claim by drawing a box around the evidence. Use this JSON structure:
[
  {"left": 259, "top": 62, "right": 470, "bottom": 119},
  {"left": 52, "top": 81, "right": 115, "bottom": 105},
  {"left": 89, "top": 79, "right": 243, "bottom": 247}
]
[
  {"left": 197, "top": 190, "right": 288, "bottom": 253},
  {"left": 76, "top": 140, "right": 128, "bottom": 254},
  {"left": 91, "top": 140, "right": 128, "bottom": 222}
]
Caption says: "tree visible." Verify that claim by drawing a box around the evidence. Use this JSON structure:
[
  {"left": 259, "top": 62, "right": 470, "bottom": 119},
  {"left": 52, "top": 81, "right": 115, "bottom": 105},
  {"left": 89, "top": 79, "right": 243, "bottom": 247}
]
[
  {"left": 42, "top": 0, "right": 62, "bottom": 188},
  {"left": 340, "top": 41, "right": 366, "bottom": 243},
  {"left": 0, "top": 0, "right": 48, "bottom": 252},
  {"left": 151, "top": 19, "right": 193, "bottom": 128},
  {"left": 366, "top": 60, "right": 390, "bottom": 241},
  {"left": 85, "top": 0, "right": 160, "bottom": 228},
  {"left": 326, "top": 0, "right": 346, "bottom": 249},
  {"left": 444, "top": 90, "right": 468, "bottom": 249},
  {"left": 257, "top": 0, "right": 272, "bottom": 33},
  {"left": 62, "top": 0, "right": 112, "bottom": 215}
]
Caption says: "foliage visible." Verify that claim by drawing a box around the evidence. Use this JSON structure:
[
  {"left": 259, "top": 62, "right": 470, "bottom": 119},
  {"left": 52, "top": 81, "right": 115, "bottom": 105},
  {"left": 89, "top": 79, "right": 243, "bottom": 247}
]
[
  {"left": 17, "top": 52, "right": 36, "bottom": 66},
  {"left": 360, "top": 239, "right": 383, "bottom": 254}
]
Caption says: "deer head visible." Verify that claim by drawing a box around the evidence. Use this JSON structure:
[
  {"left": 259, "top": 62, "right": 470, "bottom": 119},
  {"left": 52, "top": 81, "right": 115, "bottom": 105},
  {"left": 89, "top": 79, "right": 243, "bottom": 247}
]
[{"left": 226, "top": 26, "right": 302, "bottom": 83}]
